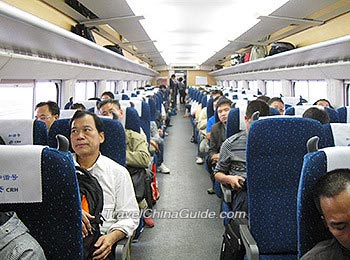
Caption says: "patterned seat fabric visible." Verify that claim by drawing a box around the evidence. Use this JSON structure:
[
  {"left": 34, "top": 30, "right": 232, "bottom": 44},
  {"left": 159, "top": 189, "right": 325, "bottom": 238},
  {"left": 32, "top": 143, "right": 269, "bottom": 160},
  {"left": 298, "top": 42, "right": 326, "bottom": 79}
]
[
  {"left": 246, "top": 117, "right": 324, "bottom": 258},
  {"left": 297, "top": 150, "right": 331, "bottom": 258},
  {"left": 140, "top": 101, "right": 151, "bottom": 144},
  {"left": 0, "top": 147, "right": 83, "bottom": 260},
  {"left": 33, "top": 119, "right": 48, "bottom": 145}
]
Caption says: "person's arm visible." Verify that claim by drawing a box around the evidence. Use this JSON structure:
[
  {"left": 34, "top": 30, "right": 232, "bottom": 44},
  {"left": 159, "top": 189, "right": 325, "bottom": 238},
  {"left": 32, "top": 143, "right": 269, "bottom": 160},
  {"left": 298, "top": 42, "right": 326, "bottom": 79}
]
[
  {"left": 93, "top": 166, "right": 139, "bottom": 260},
  {"left": 125, "top": 130, "right": 151, "bottom": 168}
]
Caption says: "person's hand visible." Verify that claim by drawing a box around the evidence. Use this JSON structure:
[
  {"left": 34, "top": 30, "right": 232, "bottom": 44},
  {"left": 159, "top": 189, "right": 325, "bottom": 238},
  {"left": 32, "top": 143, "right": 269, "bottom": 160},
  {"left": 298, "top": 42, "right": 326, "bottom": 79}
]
[
  {"left": 228, "top": 175, "right": 245, "bottom": 190},
  {"left": 82, "top": 210, "right": 95, "bottom": 238},
  {"left": 92, "top": 230, "right": 125, "bottom": 260}
]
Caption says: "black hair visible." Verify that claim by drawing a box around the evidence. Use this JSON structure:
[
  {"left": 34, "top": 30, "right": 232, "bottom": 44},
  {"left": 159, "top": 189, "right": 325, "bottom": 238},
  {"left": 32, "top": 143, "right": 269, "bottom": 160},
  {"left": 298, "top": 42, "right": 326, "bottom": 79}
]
[
  {"left": 178, "top": 77, "right": 183, "bottom": 82},
  {"left": 302, "top": 107, "right": 330, "bottom": 124},
  {"left": 313, "top": 168, "right": 350, "bottom": 214},
  {"left": 216, "top": 97, "right": 232, "bottom": 110},
  {"left": 268, "top": 97, "right": 284, "bottom": 105},
  {"left": 97, "top": 99, "right": 121, "bottom": 110},
  {"left": 246, "top": 100, "right": 270, "bottom": 118},
  {"left": 70, "top": 110, "right": 104, "bottom": 133},
  {"left": 70, "top": 103, "right": 86, "bottom": 110},
  {"left": 35, "top": 101, "right": 60, "bottom": 117},
  {"left": 313, "top": 99, "right": 334, "bottom": 109},
  {"left": 101, "top": 91, "right": 115, "bottom": 99},
  {"left": 257, "top": 95, "right": 270, "bottom": 103},
  {"left": 211, "top": 89, "right": 223, "bottom": 96}
]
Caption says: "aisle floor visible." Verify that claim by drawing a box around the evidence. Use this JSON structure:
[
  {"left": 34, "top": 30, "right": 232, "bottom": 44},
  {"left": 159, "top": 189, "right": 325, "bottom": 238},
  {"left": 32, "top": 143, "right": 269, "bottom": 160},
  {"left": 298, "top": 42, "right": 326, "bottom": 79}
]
[{"left": 131, "top": 106, "right": 223, "bottom": 260}]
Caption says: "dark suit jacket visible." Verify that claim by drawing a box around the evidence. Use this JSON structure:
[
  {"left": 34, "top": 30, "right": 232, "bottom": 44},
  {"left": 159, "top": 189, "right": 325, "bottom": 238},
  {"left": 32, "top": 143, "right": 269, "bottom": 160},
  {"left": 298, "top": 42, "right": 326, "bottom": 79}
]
[{"left": 208, "top": 121, "right": 226, "bottom": 163}]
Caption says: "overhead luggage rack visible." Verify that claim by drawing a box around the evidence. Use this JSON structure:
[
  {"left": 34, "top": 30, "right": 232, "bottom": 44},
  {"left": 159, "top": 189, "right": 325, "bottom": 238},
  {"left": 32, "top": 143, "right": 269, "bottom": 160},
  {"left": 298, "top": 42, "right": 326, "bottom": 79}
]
[
  {"left": 0, "top": 1, "right": 158, "bottom": 80},
  {"left": 210, "top": 36, "right": 350, "bottom": 81}
]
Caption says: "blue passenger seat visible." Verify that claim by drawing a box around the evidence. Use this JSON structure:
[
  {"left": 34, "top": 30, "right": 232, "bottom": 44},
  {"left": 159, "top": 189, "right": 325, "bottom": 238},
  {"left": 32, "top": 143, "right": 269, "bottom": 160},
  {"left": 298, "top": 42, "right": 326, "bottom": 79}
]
[
  {"left": 0, "top": 145, "right": 83, "bottom": 260},
  {"left": 0, "top": 119, "right": 47, "bottom": 145},
  {"left": 297, "top": 144, "right": 350, "bottom": 258},
  {"left": 336, "top": 106, "right": 350, "bottom": 123},
  {"left": 240, "top": 117, "right": 324, "bottom": 260}
]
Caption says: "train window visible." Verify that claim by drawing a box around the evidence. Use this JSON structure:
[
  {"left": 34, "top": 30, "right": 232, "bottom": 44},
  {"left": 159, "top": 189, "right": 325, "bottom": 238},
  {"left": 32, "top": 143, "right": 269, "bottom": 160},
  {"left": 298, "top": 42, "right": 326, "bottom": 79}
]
[
  {"left": 35, "top": 81, "right": 58, "bottom": 103},
  {"left": 0, "top": 83, "right": 34, "bottom": 119},
  {"left": 122, "top": 81, "right": 128, "bottom": 91},
  {"left": 294, "top": 80, "right": 327, "bottom": 103},
  {"left": 265, "top": 81, "right": 282, "bottom": 97},
  {"left": 248, "top": 81, "right": 259, "bottom": 93},
  {"left": 106, "top": 81, "right": 116, "bottom": 92},
  {"left": 75, "top": 81, "right": 96, "bottom": 101}
]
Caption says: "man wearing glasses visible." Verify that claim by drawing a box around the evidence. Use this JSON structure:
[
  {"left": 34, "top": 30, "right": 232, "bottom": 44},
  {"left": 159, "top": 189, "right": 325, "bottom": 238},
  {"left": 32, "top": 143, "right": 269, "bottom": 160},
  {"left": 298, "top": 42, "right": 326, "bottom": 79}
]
[{"left": 35, "top": 101, "right": 60, "bottom": 130}]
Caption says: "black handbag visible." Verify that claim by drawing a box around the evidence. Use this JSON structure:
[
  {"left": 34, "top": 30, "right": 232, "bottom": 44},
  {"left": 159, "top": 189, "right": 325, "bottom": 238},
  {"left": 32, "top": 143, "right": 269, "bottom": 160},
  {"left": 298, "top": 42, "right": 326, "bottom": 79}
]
[{"left": 126, "top": 166, "right": 146, "bottom": 202}]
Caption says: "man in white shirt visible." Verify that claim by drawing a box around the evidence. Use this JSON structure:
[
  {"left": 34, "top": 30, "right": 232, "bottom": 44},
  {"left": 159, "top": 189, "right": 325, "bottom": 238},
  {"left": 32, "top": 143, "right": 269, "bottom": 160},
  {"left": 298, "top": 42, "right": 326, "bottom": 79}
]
[{"left": 70, "top": 110, "right": 139, "bottom": 260}]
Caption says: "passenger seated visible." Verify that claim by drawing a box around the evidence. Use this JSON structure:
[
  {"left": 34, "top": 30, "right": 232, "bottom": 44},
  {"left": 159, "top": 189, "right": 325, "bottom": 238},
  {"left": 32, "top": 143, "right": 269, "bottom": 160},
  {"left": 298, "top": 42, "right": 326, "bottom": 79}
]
[
  {"left": 268, "top": 97, "right": 284, "bottom": 115},
  {"left": 302, "top": 106, "right": 330, "bottom": 124},
  {"left": 101, "top": 91, "right": 115, "bottom": 100},
  {"left": 98, "top": 99, "right": 152, "bottom": 227},
  {"left": 301, "top": 168, "right": 350, "bottom": 260},
  {"left": 214, "top": 100, "right": 270, "bottom": 213},
  {"left": 150, "top": 119, "right": 170, "bottom": 174},
  {"left": 34, "top": 101, "right": 60, "bottom": 130},
  {"left": 313, "top": 98, "right": 334, "bottom": 109},
  {"left": 70, "top": 110, "right": 139, "bottom": 260},
  {"left": 98, "top": 99, "right": 150, "bottom": 168},
  {"left": 207, "top": 97, "right": 232, "bottom": 193}
]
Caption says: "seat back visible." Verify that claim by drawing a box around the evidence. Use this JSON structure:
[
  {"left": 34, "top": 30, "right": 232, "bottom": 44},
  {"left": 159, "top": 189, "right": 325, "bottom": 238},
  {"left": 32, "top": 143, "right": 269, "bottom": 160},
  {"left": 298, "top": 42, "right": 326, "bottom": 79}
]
[
  {"left": 297, "top": 146, "right": 350, "bottom": 258},
  {"left": 0, "top": 119, "right": 47, "bottom": 145},
  {"left": 286, "top": 106, "right": 339, "bottom": 123},
  {"left": 0, "top": 145, "right": 82, "bottom": 260},
  {"left": 246, "top": 117, "right": 324, "bottom": 255},
  {"left": 48, "top": 118, "right": 126, "bottom": 166},
  {"left": 322, "top": 123, "right": 350, "bottom": 147},
  {"left": 207, "top": 97, "right": 214, "bottom": 119},
  {"left": 336, "top": 106, "right": 350, "bottom": 123}
]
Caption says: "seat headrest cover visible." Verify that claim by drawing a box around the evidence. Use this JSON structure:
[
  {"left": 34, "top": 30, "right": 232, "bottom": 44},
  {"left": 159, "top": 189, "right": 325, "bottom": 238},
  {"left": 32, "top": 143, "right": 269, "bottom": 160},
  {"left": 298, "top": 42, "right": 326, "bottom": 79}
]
[
  {"left": 0, "top": 119, "right": 34, "bottom": 145},
  {"left": 321, "top": 146, "right": 350, "bottom": 172},
  {"left": 0, "top": 145, "right": 44, "bottom": 203},
  {"left": 330, "top": 123, "right": 350, "bottom": 146}
]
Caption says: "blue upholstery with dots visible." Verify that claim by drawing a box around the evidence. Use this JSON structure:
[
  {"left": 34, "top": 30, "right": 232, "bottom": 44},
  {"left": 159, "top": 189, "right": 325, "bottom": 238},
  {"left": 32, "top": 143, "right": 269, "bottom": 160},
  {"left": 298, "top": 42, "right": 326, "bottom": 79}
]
[
  {"left": 321, "top": 124, "right": 335, "bottom": 147},
  {"left": 207, "top": 97, "right": 214, "bottom": 119},
  {"left": 125, "top": 107, "right": 141, "bottom": 134},
  {"left": 336, "top": 106, "right": 349, "bottom": 123},
  {"left": 297, "top": 150, "right": 332, "bottom": 259},
  {"left": 148, "top": 98, "right": 157, "bottom": 121},
  {"left": 226, "top": 108, "right": 240, "bottom": 138},
  {"left": 0, "top": 146, "right": 83, "bottom": 260},
  {"left": 33, "top": 119, "right": 48, "bottom": 145},
  {"left": 140, "top": 101, "right": 151, "bottom": 144},
  {"left": 48, "top": 118, "right": 126, "bottom": 166},
  {"left": 284, "top": 107, "right": 295, "bottom": 115},
  {"left": 201, "top": 95, "right": 208, "bottom": 108},
  {"left": 269, "top": 107, "right": 280, "bottom": 116},
  {"left": 246, "top": 117, "right": 324, "bottom": 256},
  {"left": 325, "top": 107, "right": 339, "bottom": 123}
]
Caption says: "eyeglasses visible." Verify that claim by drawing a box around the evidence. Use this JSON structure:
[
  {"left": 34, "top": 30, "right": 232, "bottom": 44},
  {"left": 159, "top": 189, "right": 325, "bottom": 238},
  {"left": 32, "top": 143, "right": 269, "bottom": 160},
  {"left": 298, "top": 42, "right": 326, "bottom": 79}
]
[{"left": 36, "top": 115, "right": 52, "bottom": 121}]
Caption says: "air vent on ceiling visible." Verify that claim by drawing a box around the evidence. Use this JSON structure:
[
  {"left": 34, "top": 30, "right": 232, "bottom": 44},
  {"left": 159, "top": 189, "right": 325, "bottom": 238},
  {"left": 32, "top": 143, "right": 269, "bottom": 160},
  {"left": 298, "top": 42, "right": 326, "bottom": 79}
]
[{"left": 172, "top": 66, "right": 197, "bottom": 69}]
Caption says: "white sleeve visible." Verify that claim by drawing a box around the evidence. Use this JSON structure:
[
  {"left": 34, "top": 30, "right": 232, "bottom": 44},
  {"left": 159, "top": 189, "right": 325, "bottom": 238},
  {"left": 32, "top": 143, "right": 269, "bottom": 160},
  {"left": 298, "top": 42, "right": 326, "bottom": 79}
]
[{"left": 108, "top": 167, "right": 140, "bottom": 237}]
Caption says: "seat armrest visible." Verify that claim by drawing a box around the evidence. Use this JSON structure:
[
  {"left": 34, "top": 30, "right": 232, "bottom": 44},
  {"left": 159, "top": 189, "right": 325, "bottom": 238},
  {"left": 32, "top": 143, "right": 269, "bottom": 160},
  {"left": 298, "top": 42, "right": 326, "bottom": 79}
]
[
  {"left": 239, "top": 224, "right": 259, "bottom": 260},
  {"left": 221, "top": 184, "right": 232, "bottom": 203},
  {"left": 115, "top": 236, "right": 131, "bottom": 260}
]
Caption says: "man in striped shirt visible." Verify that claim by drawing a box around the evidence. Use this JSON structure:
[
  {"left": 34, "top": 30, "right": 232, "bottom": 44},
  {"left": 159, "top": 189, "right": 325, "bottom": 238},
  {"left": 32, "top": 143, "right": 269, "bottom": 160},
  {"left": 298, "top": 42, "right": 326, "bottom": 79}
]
[{"left": 214, "top": 99, "right": 269, "bottom": 212}]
